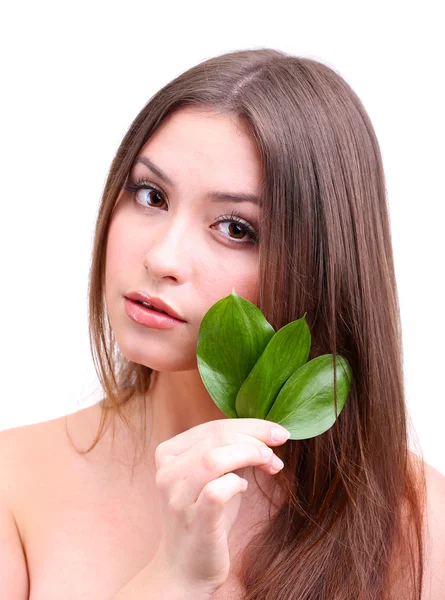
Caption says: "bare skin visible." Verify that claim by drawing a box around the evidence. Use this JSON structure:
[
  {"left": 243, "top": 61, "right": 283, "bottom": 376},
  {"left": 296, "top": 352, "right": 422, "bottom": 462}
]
[
  {"left": 3, "top": 398, "right": 286, "bottom": 599},
  {"left": 3, "top": 106, "right": 284, "bottom": 598},
  {"left": 3, "top": 397, "right": 444, "bottom": 599},
  {"left": 2, "top": 106, "right": 444, "bottom": 598}
]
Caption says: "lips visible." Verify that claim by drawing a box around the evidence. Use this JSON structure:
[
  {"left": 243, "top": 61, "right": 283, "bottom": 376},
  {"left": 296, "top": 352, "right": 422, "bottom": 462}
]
[
  {"left": 124, "top": 291, "right": 185, "bottom": 322},
  {"left": 136, "top": 301, "right": 168, "bottom": 315}
]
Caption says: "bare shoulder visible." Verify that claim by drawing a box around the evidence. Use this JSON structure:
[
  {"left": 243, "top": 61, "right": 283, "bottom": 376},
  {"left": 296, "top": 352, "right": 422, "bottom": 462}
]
[
  {"left": 420, "top": 458, "right": 445, "bottom": 599},
  {"left": 0, "top": 405, "right": 102, "bottom": 505},
  {"left": 0, "top": 411, "right": 69, "bottom": 464},
  {"left": 0, "top": 422, "right": 53, "bottom": 599},
  {"left": 0, "top": 415, "right": 64, "bottom": 499},
  {"left": 0, "top": 403, "right": 102, "bottom": 455},
  {"left": 407, "top": 452, "right": 445, "bottom": 599},
  {"left": 0, "top": 409, "right": 95, "bottom": 599}
]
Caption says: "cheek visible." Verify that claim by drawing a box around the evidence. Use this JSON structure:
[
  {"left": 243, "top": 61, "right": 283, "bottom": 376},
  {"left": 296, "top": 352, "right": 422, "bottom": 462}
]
[
  {"left": 105, "top": 211, "right": 142, "bottom": 274},
  {"left": 231, "top": 260, "right": 259, "bottom": 305},
  {"left": 234, "top": 271, "right": 259, "bottom": 306},
  {"left": 105, "top": 215, "right": 135, "bottom": 293},
  {"left": 198, "top": 254, "right": 259, "bottom": 311},
  {"left": 105, "top": 221, "right": 122, "bottom": 284}
]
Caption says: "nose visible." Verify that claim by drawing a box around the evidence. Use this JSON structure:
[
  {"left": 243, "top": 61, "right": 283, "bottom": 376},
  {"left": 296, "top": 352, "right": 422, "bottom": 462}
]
[{"left": 143, "top": 211, "right": 194, "bottom": 283}]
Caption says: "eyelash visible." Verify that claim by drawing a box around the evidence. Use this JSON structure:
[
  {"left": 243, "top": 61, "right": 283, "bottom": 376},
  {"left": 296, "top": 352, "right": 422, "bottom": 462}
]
[{"left": 123, "top": 176, "right": 259, "bottom": 245}]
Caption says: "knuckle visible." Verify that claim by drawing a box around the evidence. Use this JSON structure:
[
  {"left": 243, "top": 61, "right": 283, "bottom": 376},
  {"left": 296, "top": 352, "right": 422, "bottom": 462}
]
[
  {"left": 205, "top": 420, "right": 221, "bottom": 438},
  {"left": 259, "top": 445, "right": 273, "bottom": 462},
  {"left": 210, "top": 431, "right": 229, "bottom": 447},
  {"left": 257, "top": 420, "right": 273, "bottom": 439},
  {"left": 201, "top": 482, "right": 223, "bottom": 505},
  {"left": 155, "top": 468, "right": 170, "bottom": 491},
  {"left": 201, "top": 449, "right": 222, "bottom": 472},
  {"left": 210, "top": 432, "right": 222, "bottom": 447},
  {"left": 167, "top": 493, "right": 183, "bottom": 516},
  {"left": 154, "top": 442, "right": 166, "bottom": 469},
  {"left": 258, "top": 422, "right": 270, "bottom": 440}
]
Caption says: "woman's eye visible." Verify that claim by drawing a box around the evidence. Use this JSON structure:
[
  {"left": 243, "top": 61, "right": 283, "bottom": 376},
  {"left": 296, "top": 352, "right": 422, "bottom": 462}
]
[
  {"left": 213, "top": 219, "right": 258, "bottom": 244},
  {"left": 123, "top": 179, "right": 258, "bottom": 245},
  {"left": 136, "top": 186, "right": 166, "bottom": 209},
  {"left": 123, "top": 179, "right": 166, "bottom": 209}
]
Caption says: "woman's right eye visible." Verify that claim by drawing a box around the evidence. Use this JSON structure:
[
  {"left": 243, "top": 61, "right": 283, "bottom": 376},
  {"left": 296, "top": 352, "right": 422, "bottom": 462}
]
[{"left": 123, "top": 179, "right": 166, "bottom": 210}]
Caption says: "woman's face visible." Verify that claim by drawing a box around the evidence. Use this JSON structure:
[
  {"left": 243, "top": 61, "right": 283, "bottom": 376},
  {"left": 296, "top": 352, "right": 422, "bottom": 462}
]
[{"left": 105, "top": 106, "right": 262, "bottom": 371}]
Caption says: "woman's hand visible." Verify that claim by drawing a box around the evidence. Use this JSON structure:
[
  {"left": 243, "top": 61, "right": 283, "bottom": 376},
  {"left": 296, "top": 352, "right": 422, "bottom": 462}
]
[{"left": 152, "top": 418, "right": 290, "bottom": 595}]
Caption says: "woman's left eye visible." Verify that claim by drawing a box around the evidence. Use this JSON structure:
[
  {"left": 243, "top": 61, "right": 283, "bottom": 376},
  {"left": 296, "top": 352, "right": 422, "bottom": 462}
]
[
  {"left": 124, "top": 179, "right": 166, "bottom": 210},
  {"left": 213, "top": 214, "right": 259, "bottom": 244},
  {"left": 123, "top": 178, "right": 259, "bottom": 245}
]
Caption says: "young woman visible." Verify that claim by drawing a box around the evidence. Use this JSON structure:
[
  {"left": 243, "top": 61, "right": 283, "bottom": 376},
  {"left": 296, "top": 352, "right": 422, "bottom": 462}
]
[{"left": 1, "top": 48, "right": 444, "bottom": 599}]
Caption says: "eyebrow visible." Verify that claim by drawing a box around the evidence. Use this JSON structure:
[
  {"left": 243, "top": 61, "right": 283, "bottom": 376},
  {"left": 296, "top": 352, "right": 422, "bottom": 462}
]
[{"left": 134, "top": 156, "right": 260, "bottom": 206}]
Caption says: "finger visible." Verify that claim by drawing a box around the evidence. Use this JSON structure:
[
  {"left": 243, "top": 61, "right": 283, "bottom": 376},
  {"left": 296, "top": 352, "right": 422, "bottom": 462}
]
[
  {"left": 158, "top": 430, "right": 268, "bottom": 469},
  {"left": 157, "top": 431, "right": 278, "bottom": 483},
  {"left": 195, "top": 472, "right": 248, "bottom": 535},
  {"left": 156, "top": 418, "right": 290, "bottom": 468},
  {"left": 165, "top": 441, "right": 281, "bottom": 507}
]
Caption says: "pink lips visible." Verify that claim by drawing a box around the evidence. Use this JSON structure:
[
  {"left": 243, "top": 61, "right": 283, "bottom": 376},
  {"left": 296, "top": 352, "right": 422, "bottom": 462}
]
[
  {"left": 124, "top": 291, "right": 185, "bottom": 322},
  {"left": 124, "top": 298, "right": 185, "bottom": 330}
]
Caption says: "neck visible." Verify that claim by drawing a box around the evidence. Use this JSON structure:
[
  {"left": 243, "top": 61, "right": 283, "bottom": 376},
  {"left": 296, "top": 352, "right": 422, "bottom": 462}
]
[{"left": 144, "top": 369, "right": 229, "bottom": 448}]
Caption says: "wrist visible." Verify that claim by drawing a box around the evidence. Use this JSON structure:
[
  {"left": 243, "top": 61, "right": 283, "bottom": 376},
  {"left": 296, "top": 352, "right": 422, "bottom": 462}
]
[
  {"left": 152, "top": 555, "right": 215, "bottom": 600},
  {"left": 144, "top": 553, "right": 215, "bottom": 599},
  {"left": 112, "top": 555, "right": 213, "bottom": 599}
]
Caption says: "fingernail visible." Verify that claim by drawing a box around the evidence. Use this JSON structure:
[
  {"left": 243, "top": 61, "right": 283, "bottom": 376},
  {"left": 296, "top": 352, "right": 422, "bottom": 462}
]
[
  {"left": 272, "top": 455, "right": 284, "bottom": 471},
  {"left": 261, "top": 446, "right": 273, "bottom": 459},
  {"left": 271, "top": 428, "right": 291, "bottom": 443}
]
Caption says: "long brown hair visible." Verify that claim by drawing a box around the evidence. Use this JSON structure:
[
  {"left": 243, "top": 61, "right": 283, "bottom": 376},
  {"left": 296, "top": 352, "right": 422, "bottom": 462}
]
[{"left": 70, "top": 48, "right": 426, "bottom": 599}]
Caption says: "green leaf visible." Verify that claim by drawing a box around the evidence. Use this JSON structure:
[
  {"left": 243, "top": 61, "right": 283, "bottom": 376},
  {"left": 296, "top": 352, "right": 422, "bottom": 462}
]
[
  {"left": 196, "top": 288, "right": 275, "bottom": 418},
  {"left": 235, "top": 314, "right": 311, "bottom": 419},
  {"left": 266, "top": 354, "right": 352, "bottom": 439}
]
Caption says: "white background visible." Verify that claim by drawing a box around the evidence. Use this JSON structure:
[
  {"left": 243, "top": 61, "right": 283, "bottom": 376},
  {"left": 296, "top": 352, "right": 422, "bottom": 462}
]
[{"left": 1, "top": 1, "right": 444, "bottom": 475}]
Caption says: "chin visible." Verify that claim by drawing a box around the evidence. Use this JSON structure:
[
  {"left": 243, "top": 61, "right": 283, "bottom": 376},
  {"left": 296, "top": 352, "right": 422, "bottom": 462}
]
[{"left": 115, "top": 339, "right": 198, "bottom": 372}]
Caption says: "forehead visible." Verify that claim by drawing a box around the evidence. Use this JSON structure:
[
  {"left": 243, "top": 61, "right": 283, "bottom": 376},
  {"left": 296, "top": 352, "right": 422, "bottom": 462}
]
[{"left": 135, "top": 107, "right": 262, "bottom": 188}]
